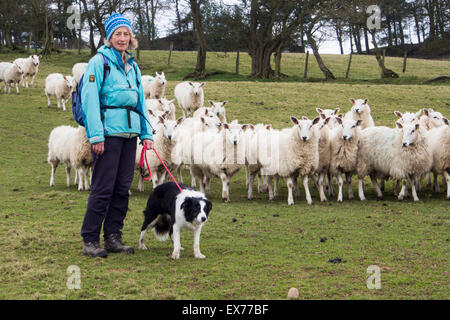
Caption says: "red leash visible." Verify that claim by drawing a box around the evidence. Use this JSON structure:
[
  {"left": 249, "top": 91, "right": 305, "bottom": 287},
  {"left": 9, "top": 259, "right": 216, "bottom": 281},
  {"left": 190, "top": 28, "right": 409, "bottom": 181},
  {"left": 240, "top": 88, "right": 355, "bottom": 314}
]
[{"left": 140, "top": 145, "right": 183, "bottom": 192}]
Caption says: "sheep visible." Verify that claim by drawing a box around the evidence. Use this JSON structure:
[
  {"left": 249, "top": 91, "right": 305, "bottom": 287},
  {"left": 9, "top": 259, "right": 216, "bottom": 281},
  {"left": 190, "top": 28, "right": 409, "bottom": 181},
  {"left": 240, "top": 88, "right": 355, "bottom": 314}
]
[
  {"left": 45, "top": 73, "right": 75, "bottom": 111},
  {"left": 427, "top": 118, "right": 450, "bottom": 199},
  {"left": 146, "top": 98, "right": 176, "bottom": 120},
  {"left": 0, "top": 62, "right": 24, "bottom": 94},
  {"left": 142, "top": 72, "right": 167, "bottom": 99},
  {"left": 261, "top": 116, "right": 320, "bottom": 205},
  {"left": 136, "top": 116, "right": 183, "bottom": 192},
  {"left": 313, "top": 116, "right": 333, "bottom": 202},
  {"left": 12, "top": 55, "right": 39, "bottom": 88},
  {"left": 194, "top": 100, "right": 227, "bottom": 123},
  {"left": 174, "top": 81, "right": 205, "bottom": 117},
  {"left": 244, "top": 123, "right": 275, "bottom": 200},
  {"left": 356, "top": 122, "right": 432, "bottom": 202},
  {"left": 316, "top": 107, "right": 342, "bottom": 129},
  {"left": 72, "top": 62, "right": 88, "bottom": 87},
  {"left": 420, "top": 108, "right": 446, "bottom": 130},
  {"left": 47, "top": 125, "right": 92, "bottom": 191},
  {"left": 172, "top": 115, "right": 222, "bottom": 188},
  {"left": 344, "top": 98, "right": 375, "bottom": 129},
  {"left": 329, "top": 118, "right": 363, "bottom": 202},
  {"left": 13, "top": 55, "right": 40, "bottom": 88},
  {"left": 190, "top": 121, "right": 247, "bottom": 202}
]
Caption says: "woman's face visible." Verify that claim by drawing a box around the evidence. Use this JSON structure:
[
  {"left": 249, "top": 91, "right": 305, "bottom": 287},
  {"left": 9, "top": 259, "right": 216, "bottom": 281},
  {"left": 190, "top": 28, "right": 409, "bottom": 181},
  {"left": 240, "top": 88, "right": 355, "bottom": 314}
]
[{"left": 110, "top": 27, "right": 131, "bottom": 53}]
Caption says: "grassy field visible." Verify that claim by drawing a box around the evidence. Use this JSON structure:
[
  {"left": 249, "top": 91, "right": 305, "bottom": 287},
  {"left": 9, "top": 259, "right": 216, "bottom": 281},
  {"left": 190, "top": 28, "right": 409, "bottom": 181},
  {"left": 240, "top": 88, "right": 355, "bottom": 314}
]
[{"left": 0, "top": 49, "right": 449, "bottom": 300}]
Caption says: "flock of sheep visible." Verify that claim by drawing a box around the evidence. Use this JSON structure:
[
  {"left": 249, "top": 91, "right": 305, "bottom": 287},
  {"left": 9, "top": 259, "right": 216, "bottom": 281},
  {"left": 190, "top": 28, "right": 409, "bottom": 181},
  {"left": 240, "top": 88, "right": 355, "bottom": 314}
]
[{"left": 2, "top": 54, "right": 449, "bottom": 204}]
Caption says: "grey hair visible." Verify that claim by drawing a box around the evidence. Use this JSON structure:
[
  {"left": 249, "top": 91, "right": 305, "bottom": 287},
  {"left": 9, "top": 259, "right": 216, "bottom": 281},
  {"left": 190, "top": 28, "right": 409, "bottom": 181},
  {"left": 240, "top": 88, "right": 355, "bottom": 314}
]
[{"left": 104, "top": 33, "right": 138, "bottom": 50}]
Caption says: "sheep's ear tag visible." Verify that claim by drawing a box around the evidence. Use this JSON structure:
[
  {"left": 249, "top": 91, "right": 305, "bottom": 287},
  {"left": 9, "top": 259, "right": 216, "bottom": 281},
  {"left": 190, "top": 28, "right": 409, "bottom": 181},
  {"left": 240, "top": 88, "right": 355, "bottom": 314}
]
[{"left": 89, "top": 75, "right": 95, "bottom": 82}]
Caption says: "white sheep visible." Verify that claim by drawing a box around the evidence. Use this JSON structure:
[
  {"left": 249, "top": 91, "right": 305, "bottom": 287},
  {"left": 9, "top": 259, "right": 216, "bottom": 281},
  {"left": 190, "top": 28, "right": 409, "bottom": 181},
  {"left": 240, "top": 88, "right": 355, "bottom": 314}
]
[
  {"left": 136, "top": 116, "right": 183, "bottom": 191},
  {"left": 193, "top": 100, "right": 227, "bottom": 123},
  {"left": 420, "top": 108, "right": 446, "bottom": 130},
  {"left": 314, "top": 116, "right": 333, "bottom": 202},
  {"left": 344, "top": 98, "right": 375, "bottom": 129},
  {"left": 190, "top": 121, "right": 247, "bottom": 202},
  {"left": 142, "top": 72, "right": 167, "bottom": 99},
  {"left": 261, "top": 117, "right": 320, "bottom": 205},
  {"left": 316, "top": 107, "right": 342, "bottom": 129},
  {"left": 48, "top": 125, "right": 92, "bottom": 191},
  {"left": 172, "top": 115, "right": 222, "bottom": 188},
  {"left": 146, "top": 98, "right": 176, "bottom": 120},
  {"left": 174, "top": 81, "right": 205, "bottom": 117},
  {"left": 356, "top": 122, "right": 432, "bottom": 202},
  {"left": 0, "top": 62, "right": 24, "bottom": 94},
  {"left": 13, "top": 55, "right": 40, "bottom": 88},
  {"left": 427, "top": 119, "right": 450, "bottom": 199},
  {"left": 245, "top": 123, "right": 277, "bottom": 200},
  {"left": 72, "top": 62, "right": 88, "bottom": 87},
  {"left": 329, "top": 118, "right": 362, "bottom": 202},
  {"left": 45, "top": 73, "right": 75, "bottom": 111}
]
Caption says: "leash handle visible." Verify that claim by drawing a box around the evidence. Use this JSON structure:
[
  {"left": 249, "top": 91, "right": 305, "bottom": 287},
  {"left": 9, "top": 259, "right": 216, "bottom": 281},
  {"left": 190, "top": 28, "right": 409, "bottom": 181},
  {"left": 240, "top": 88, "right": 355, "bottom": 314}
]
[
  {"left": 140, "top": 145, "right": 183, "bottom": 192},
  {"left": 140, "top": 146, "right": 151, "bottom": 181}
]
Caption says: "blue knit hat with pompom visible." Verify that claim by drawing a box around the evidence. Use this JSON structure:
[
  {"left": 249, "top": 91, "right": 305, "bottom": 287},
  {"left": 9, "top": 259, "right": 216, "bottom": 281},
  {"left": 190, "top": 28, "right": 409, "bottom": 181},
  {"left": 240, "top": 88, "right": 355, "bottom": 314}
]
[{"left": 105, "top": 13, "right": 133, "bottom": 40}]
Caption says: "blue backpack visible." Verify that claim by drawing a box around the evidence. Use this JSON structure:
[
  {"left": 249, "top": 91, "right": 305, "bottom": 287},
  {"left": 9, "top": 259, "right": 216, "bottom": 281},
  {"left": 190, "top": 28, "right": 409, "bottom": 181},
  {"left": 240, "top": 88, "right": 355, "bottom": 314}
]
[
  {"left": 72, "top": 53, "right": 145, "bottom": 128},
  {"left": 72, "top": 53, "right": 110, "bottom": 127}
]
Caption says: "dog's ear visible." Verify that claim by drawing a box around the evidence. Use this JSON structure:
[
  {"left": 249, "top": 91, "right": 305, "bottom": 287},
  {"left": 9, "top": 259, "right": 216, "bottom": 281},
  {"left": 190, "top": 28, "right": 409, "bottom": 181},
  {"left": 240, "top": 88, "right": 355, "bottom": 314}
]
[
  {"left": 180, "top": 197, "right": 192, "bottom": 210},
  {"left": 204, "top": 199, "right": 212, "bottom": 216}
]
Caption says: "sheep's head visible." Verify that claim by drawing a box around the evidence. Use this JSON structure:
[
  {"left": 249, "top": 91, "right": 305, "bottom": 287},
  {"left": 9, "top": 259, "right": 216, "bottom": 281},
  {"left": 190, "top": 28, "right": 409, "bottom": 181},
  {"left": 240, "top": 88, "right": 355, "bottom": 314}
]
[
  {"left": 222, "top": 122, "right": 246, "bottom": 146},
  {"left": 394, "top": 109, "right": 421, "bottom": 127},
  {"left": 316, "top": 107, "right": 342, "bottom": 129},
  {"left": 397, "top": 121, "right": 420, "bottom": 147},
  {"left": 159, "top": 98, "right": 175, "bottom": 113},
  {"left": 14, "top": 62, "right": 24, "bottom": 75},
  {"left": 64, "top": 75, "right": 74, "bottom": 90},
  {"left": 336, "top": 118, "right": 362, "bottom": 141},
  {"left": 158, "top": 116, "right": 181, "bottom": 141},
  {"left": 424, "top": 108, "right": 446, "bottom": 128},
  {"left": 188, "top": 81, "right": 205, "bottom": 96},
  {"left": 31, "top": 54, "right": 40, "bottom": 66},
  {"left": 208, "top": 100, "right": 227, "bottom": 118},
  {"left": 155, "top": 72, "right": 166, "bottom": 85},
  {"left": 291, "top": 116, "right": 320, "bottom": 142},
  {"left": 199, "top": 116, "right": 221, "bottom": 131},
  {"left": 350, "top": 98, "right": 370, "bottom": 115}
]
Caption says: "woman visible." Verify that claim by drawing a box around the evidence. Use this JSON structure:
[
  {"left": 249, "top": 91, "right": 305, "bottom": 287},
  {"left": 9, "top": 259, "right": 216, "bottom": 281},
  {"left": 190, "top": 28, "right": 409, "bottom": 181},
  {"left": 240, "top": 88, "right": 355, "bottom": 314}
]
[{"left": 80, "top": 13, "right": 154, "bottom": 258}]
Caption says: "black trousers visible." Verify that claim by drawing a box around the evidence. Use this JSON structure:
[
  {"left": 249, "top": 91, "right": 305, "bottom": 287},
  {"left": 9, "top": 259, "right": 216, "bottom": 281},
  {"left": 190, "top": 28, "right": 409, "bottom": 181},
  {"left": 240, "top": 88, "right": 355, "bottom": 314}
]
[{"left": 81, "top": 136, "right": 137, "bottom": 243}]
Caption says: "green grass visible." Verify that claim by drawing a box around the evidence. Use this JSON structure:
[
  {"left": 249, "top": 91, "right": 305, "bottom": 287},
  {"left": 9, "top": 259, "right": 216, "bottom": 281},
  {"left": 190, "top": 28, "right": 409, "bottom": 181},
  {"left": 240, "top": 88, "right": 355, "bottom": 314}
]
[{"left": 0, "top": 49, "right": 449, "bottom": 300}]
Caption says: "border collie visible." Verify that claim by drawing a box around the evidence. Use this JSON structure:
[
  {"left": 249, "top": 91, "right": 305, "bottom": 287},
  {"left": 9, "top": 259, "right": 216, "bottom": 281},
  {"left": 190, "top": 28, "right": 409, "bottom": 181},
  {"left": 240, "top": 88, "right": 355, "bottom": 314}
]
[{"left": 138, "top": 182, "right": 212, "bottom": 259}]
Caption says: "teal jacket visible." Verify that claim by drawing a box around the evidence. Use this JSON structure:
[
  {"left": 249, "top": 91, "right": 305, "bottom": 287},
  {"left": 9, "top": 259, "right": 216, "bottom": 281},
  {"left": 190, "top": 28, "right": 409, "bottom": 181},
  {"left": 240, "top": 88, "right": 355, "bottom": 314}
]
[{"left": 81, "top": 45, "right": 153, "bottom": 144}]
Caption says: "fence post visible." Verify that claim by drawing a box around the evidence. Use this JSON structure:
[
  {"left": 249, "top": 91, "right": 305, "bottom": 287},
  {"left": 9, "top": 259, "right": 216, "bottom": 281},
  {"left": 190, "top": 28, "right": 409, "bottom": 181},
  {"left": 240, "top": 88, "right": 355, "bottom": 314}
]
[
  {"left": 168, "top": 41, "right": 174, "bottom": 65},
  {"left": 303, "top": 51, "right": 309, "bottom": 79},
  {"left": 402, "top": 50, "right": 407, "bottom": 73},
  {"left": 345, "top": 52, "right": 352, "bottom": 79},
  {"left": 235, "top": 49, "right": 240, "bottom": 74}
]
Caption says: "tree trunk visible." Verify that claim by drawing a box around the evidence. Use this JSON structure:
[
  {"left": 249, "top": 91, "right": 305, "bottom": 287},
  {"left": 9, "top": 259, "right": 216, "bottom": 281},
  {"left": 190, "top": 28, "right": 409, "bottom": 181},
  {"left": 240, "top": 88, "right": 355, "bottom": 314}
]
[
  {"left": 175, "top": 0, "right": 182, "bottom": 34},
  {"left": 363, "top": 28, "right": 370, "bottom": 53},
  {"left": 42, "top": 15, "right": 56, "bottom": 55},
  {"left": 306, "top": 31, "right": 335, "bottom": 80},
  {"left": 336, "top": 22, "right": 344, "bottom": 55},
  {"left": 235, "top": 49, "right": 239, "bottom": 74},
  {"left": 412, "top": 8, "right": 421, "bottom": 43},
  {"left": 189, "top": 0, "right": 207, "bottom": 78},
  {"left": 370, "top": 31, "right": 399, "bottom": 79},
  {"left": 274, "top": 44, "right": 283, "bottom": 78},
  {"left": 398, "top": 20, "right": 405, "bottom": 46},
  {"left": 386, "top": 16, "right": 393, "bottom": 47}
]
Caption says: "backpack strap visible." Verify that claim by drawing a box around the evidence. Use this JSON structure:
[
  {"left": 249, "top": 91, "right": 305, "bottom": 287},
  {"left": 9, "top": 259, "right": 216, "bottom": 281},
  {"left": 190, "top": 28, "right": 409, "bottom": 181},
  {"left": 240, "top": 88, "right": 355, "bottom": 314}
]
[{"left": 101, "top": 105, "right": 152, "bottom": 129}]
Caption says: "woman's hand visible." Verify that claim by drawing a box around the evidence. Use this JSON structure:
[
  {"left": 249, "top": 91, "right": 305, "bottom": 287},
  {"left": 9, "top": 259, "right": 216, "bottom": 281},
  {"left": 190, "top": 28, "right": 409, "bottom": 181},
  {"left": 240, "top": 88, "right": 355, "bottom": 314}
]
[
  {"left": 92, "top": 142, "right": 105, "bottom": 155},
  {"left": 142, "top": 139, "right": 154, "bottom": 150}
]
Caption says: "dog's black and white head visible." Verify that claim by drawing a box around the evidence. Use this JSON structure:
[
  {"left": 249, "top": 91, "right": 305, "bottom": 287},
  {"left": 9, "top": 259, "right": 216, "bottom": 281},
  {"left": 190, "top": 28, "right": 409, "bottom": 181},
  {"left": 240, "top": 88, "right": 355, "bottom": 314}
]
[{"left": 177, "top": 190, "right": 212, "bottom": 225}]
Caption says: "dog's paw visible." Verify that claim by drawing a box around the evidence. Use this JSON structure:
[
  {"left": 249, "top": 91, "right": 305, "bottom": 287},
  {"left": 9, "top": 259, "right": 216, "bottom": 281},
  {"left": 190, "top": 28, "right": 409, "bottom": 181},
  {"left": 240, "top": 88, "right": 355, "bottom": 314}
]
[
  {"left": 195, "top": 253, "right": 206, "bottom": 259},
  {"left": 172, "top": 251, "right": 180, "bottom": 260}
]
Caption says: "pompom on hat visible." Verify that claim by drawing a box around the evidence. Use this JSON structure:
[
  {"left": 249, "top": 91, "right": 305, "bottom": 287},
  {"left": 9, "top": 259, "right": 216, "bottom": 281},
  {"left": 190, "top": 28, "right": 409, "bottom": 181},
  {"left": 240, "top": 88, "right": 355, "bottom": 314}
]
[{"left": 105, "top": 13, "right": 133, "bottom": 40}]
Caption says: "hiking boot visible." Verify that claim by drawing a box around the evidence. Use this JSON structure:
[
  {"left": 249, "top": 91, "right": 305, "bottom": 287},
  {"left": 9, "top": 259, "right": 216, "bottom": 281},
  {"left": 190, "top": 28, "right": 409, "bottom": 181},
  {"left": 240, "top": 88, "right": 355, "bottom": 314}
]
[
  {"left": 104, "top": 233, "right": 135, "bottom": 254},
  {"left": 82, "top": 242, "right": 108, "bottom": 258}
]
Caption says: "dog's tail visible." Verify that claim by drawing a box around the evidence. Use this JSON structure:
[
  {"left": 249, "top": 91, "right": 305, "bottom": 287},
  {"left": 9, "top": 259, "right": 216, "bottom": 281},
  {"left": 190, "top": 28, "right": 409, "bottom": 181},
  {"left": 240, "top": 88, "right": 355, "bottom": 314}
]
[{"left": 152, "top": 215, "right": 172, "bottom": 241}]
